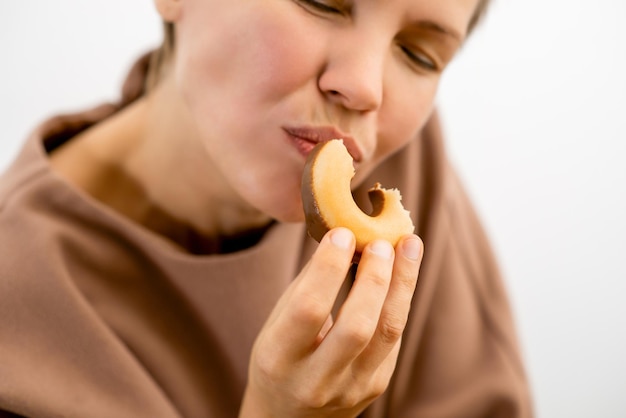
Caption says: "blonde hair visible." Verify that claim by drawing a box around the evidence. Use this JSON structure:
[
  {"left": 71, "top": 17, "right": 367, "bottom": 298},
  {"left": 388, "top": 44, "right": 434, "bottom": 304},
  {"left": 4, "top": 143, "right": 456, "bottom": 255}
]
[{"left": 146, "top": 1, "right": 491, "bottom": 90}]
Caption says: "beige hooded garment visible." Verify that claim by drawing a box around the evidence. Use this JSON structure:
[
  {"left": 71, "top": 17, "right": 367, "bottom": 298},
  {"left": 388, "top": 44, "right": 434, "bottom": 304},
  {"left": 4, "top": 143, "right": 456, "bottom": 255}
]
[{"left": 0, "top": 53, "right": 533, "bottom": 417}]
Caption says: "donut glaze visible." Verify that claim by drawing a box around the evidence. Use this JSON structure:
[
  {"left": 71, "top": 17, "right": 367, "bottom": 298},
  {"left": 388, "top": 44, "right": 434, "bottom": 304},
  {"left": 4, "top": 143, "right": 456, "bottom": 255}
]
[{"left": 301, "top": 139, "right": 415, "bottom": 255}]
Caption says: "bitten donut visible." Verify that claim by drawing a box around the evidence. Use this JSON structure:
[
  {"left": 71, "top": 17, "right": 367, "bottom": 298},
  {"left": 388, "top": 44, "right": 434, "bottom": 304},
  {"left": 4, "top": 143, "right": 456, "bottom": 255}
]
[{"left": 301, "top": 139, "right": 415, "bottom": 256}]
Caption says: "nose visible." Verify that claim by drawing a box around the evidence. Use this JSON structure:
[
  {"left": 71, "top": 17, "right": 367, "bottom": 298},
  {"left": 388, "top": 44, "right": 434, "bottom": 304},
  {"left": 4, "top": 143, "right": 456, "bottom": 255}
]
[{"left": 318, "top": 37, "right": 385, "bottom": 112}]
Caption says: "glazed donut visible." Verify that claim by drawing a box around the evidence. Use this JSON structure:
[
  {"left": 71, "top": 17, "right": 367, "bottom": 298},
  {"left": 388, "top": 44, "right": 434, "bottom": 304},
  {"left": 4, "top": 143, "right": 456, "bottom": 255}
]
[{"left": 301, "top": 139, "right": 415, "bottom": 256}]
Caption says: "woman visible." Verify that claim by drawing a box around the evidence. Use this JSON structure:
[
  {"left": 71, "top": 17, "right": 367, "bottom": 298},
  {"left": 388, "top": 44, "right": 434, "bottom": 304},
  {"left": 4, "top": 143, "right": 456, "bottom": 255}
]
[{"left": 0, "top": 0, "right": 533, "bottom": 417}]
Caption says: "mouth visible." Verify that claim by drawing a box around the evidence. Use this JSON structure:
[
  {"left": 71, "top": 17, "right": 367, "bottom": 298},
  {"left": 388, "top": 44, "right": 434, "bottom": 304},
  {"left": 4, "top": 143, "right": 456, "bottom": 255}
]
[{"left": 283, "top": 126, "right": 363, "bottom": 163}]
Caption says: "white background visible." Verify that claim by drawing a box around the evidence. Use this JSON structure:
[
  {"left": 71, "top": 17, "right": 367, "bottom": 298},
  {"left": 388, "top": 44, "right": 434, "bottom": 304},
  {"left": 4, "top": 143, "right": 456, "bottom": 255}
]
[{"left": 1, "top": 1, "right": 625, "bottom": 417}]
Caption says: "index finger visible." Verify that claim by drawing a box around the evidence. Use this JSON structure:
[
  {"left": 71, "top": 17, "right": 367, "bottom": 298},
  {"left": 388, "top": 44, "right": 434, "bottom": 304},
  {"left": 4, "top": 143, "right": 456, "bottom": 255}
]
[{"left": 270, "top": 227, "right": 356, "bottom": 356}]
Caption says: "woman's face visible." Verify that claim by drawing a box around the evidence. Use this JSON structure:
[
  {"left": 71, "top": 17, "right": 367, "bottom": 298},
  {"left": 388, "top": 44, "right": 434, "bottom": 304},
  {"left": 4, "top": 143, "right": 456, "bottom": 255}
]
[{"left": 165, "top": 0, "right": 478, "bottom": 222}]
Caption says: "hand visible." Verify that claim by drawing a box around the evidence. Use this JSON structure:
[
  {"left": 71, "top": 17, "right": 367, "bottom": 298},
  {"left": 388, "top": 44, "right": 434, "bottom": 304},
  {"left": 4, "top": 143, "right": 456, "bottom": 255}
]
[{"left": 239, "top": 227, "right": 423, "bottom": 418}]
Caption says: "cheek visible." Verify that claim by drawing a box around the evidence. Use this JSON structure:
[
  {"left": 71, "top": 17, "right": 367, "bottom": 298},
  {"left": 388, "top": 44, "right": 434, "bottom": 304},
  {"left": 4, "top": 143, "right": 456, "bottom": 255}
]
[
  {"left": 169, "top": 5, "right": 324, "bottom": 221},
  {"left": 377, "top": 76, "right": 439, "bottom": 156},
  {"left": 240, "top": 13, "right": 318, "bottom": 95},
  {"left": 352, "top": 78, "right": 437, "bottom": 188},
  {"left": 177, "top": 6, "right": 320, "bottom": 106}
]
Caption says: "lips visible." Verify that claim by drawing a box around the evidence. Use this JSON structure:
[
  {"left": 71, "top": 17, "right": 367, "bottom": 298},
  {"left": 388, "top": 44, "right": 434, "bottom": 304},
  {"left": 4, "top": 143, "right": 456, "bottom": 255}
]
[{"left": 284, "top": 126, "right": 363, "bottom": 163}]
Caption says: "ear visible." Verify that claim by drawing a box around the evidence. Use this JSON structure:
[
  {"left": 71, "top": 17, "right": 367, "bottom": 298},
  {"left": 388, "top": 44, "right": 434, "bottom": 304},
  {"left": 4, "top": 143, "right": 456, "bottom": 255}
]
[{"left": 154, "top": 0, "right": 182, "bottom": 22}]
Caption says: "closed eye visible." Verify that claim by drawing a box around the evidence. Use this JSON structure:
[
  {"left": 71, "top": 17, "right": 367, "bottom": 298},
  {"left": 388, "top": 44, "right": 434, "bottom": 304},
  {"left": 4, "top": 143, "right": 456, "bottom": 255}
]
[
  {"left": 401, "top": 46, "right": 438, "bottom": 72},
  {"left": 296, "top": 0, "right": 344, "bottom": 15}
]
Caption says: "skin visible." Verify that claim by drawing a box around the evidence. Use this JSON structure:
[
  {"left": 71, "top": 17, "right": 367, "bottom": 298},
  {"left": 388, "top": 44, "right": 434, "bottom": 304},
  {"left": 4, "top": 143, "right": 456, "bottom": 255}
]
[{"left": 50, "top": 0, "right": 479, "bottom": 415}]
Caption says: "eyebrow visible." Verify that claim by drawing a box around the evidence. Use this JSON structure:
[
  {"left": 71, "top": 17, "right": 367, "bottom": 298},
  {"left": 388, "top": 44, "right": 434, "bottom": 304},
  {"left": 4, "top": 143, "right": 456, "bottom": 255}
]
[{"left": 414, "top": 20, "right": 464, "bottom": 43}]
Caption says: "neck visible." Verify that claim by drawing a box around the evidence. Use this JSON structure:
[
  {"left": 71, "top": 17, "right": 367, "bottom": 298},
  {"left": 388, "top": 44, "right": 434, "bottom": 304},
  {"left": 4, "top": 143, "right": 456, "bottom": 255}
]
[{"left": 50, "top": 75, "right": 272, "bottom": 253}]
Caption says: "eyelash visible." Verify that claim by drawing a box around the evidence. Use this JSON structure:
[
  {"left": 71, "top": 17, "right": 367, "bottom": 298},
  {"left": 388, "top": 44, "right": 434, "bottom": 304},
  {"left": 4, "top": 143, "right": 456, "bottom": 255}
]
[
  {"left": 297, "top": 0, "right": 344, "bottom": 15},
  {"left": 401, "top": 47, "right": 438, "bottom": 72}
]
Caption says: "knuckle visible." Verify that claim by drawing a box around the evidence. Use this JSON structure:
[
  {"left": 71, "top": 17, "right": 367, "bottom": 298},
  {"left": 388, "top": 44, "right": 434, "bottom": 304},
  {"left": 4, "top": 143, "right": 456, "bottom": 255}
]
[
  {"left": 338, "top": 381, "right": 383, "bottom": 409},
  {"left": 341, "top": 319, "right": 375, "bottom": 346},
  {"left": 370, "top": 376, "right": 391, "bottom": 399},
  {"left": 359, "top": 270, "right": 390, "bottom": 290},
  {"left": 378, "top": 315, "right": 406, "bottom": 344},
  {"left": 317, "top": 260, "right": 350, "bottom": 282},
  {"left": 291, "top": 295, "right": 328, "bottom": 326},
  {"left": 294, "top": 384, "right": 330, "bottom": 409},
  {"left": 253, "top": 348, "right": 283, "bottom": 382},
  {"left": 394, "top": 265, "right": 418, "bottom": 292},
  {"left": 340, "top": 388, "right": 362, "bottom": 409}
]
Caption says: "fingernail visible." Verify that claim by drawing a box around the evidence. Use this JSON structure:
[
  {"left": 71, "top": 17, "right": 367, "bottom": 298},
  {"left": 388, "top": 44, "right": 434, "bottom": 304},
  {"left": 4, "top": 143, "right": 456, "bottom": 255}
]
[
  {"left": 402, "top": 237, "right": 422, "bottom": 261},
  {"left": 370, "top": 240, "right": 393, "bottom": 259},
  {"left": 330, "top": 228, "right": 353, "bottom": 249}
]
